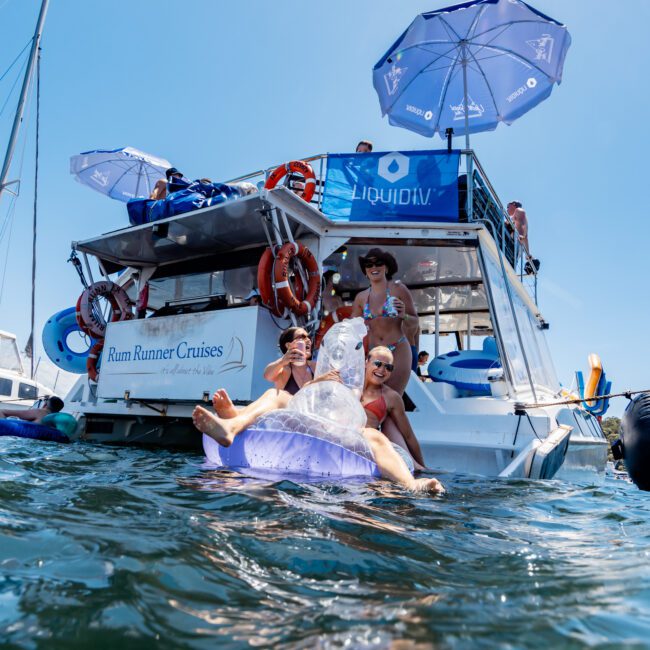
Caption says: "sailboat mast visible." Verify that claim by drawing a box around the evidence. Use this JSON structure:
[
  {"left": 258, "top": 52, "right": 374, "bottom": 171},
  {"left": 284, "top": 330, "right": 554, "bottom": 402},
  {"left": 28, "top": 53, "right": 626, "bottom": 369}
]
[{"left": 0, "top": 0, "right": 50, "bottom": 202}]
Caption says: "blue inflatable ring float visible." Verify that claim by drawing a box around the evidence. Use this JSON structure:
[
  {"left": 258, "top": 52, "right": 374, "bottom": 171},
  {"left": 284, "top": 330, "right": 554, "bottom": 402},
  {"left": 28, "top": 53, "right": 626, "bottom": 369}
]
[
  {"left": 42, "top": 307, "right": 96, "bottom": 374},
  {"left": 0, "top": 419, "right": 70, "bottom": 443},
  {"left": 428, "top": 350, "right": 501, "bottom": 394}
]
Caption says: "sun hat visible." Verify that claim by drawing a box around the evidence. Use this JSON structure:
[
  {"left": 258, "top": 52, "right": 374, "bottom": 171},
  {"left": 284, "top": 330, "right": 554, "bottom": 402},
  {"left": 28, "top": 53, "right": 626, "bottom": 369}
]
[
  {"left": 245, "top": 289, "right": 260, "bottom": 300},
  {"left": 358, "top": 248, "right": 398, "bottom": 279}
]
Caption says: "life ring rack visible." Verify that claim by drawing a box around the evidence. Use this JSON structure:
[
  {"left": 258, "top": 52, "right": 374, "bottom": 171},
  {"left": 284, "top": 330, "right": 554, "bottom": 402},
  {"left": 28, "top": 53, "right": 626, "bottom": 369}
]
[
  {"left": 258, "top": 242, "right": 320, "bottom": 318},
  {"left": 264, "top": 160, "right": 317, "bottom": 203},
  {"left": 75, "top": 281, "right": 133, "bottom": 339},
  {"left": 273, "top": 242, "right": 320, "bottom": 317}
]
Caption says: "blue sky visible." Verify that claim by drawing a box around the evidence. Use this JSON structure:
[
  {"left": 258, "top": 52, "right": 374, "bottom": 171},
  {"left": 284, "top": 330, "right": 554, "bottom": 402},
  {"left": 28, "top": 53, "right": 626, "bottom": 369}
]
[{"left": 0, "top": 0, "right": 647, "bottom": 414}]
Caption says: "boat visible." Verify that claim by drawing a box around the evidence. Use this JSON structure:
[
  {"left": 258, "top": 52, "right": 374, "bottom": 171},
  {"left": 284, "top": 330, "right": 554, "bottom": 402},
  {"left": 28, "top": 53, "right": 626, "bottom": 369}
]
[
  {"left": 57, "top": 146, "right": 608, "bottom": 479},
  {"left": 0, "top": 330, "right": 53, "bottom": 409}
]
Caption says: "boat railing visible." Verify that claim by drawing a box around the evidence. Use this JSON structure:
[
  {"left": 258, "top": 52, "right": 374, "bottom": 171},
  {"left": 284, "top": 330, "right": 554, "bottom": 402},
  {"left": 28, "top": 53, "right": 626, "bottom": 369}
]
[{"left": 227, "top": 149, "right": 538, "bottom": 301}]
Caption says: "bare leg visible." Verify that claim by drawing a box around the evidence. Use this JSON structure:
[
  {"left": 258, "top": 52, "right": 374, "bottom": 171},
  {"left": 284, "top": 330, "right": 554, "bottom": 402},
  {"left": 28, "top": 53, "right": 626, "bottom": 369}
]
[
  {"left": 212, "top": 389, "right": 238, "bottom": 418},
  {"left": 385, "top": 340, "right": 412, "bottom": 396},
  {"left": 193, "top": 389, "right": 290, "bottom": 447},
  {"left": 381, "top": 417, "right": 426, "bottom": 472},
  {"left": 362, "top": 428, "right": 444, "bottom": 494}
]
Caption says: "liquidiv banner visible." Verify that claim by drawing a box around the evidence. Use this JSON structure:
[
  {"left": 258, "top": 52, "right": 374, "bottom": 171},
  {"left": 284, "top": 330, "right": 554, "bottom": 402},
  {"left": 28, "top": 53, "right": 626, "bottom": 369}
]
[{"left": 322, "top": 150, "right": 460, "bottom": 222}]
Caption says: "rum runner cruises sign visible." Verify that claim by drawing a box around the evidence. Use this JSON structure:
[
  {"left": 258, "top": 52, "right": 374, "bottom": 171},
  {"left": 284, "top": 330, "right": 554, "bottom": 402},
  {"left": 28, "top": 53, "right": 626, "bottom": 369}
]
[
  {"left": 322, "top": 150, "right": 460, "bottom": 222},
  {"left": 97, "top": 308, "right": 281, "bottom": 401}
]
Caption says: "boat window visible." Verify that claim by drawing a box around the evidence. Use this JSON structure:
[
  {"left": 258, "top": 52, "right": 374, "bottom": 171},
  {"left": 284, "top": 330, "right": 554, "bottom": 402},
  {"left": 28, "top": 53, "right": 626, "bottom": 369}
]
[
  {"left": 18, "top": 382, "right": 37, "bottom": 400},
  {"left": 147, "top": 266, "right": 258, "bottom": 311},
  {"left": 0, "top": 377, "right": 12, "bottom": 396},
  {"left": 323, "top": 242, "right": 494, "bottom": 348},
  {"left": 480, "top": 249, "right": 530, "bottom": 389},
  {"left": 511, "top": 291, "right": 560, "bottom": 391}
]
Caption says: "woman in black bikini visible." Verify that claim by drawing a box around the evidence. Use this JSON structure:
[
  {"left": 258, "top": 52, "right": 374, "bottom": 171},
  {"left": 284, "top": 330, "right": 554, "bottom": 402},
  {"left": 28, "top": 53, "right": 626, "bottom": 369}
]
[
  {"left": 209, "top": 326, "right": 324, "bottom": 425},
  {"left": 262, "top": 327, "right": 315, "bottom": 395},
  {"left": 351, "top": 248, "right": 417, "bottom": 395}
]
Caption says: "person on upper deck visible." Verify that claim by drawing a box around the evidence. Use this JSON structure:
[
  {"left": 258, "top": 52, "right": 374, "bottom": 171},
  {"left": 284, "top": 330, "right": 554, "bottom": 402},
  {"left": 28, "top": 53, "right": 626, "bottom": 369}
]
[
  {"left": 150, "top": 167, "right": 186, "bottom": 201},
  {"left": 507, "top": 200, "right": 530, "bottom": 257},
  {"left": 356, "top": 140, "right": 373, "bottom": 153},
  {"left": 0, "top": 396, "right": 64, "bottom": 423},
  {"left": 351, "top": 248, "right": 417, "bottom": 395}
]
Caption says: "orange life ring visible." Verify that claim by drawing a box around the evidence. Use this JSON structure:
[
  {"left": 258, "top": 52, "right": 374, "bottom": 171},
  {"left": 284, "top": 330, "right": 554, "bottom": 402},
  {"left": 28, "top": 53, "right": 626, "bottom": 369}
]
[
  {"left": 264, "top": 160, "right": 316, "bottom": 203},
  {"left": 257, "top": 247, "right": 286, "bottom": 317},
  {"left": 76, "top": 281, "right": 133, "bottom": 339},
  {"left": 314, "top": 306, "right": 354, "bottom": 349},
  {"left": 87, "top": 340, "right": 104, "bottom": 382},
  {"left": 273, "top": 242, "right": 320, "bottom": 317}
]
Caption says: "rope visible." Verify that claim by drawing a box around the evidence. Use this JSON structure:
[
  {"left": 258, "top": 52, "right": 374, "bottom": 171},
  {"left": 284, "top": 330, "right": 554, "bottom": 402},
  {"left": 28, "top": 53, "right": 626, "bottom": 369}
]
[{"left": 518, "top": 389, "right": 650, "bottom": 410}]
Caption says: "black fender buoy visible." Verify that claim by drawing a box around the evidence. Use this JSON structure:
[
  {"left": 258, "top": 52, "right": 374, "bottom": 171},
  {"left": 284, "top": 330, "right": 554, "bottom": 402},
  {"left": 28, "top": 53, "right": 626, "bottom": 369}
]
[{"left": 620, "top": 393, "right": 650, "bottom": 491}]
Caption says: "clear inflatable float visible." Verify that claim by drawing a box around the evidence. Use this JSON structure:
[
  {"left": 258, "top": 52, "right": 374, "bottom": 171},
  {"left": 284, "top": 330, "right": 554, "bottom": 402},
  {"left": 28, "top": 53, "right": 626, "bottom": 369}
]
[{"left": 203, "top": 318, "right": 382, "bottom": 477}]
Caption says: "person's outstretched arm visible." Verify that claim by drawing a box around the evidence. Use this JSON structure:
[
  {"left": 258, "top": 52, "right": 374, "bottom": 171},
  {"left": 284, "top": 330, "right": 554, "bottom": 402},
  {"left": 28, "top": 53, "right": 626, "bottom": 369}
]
[{"left": 385, "top": 390, "right": 426, "bottom": 467}]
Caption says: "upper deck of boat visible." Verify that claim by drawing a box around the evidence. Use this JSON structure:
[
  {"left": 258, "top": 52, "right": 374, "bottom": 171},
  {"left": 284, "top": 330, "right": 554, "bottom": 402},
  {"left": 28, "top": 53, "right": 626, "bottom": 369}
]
[{"left": 73, "top": 149, "right": 531, "bottom": 283}]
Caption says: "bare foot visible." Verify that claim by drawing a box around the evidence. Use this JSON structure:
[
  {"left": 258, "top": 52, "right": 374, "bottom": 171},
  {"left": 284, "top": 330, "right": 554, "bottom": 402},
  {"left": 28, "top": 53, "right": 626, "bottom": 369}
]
[
  {"left": 412, "top": 477, "right": 446, "bottom": 495},
  {"left": 192, "top": 405, "right": 237, "bottom": 447},
  {"left": 212, "top": 389, "right": 238, "bottom": 418}
]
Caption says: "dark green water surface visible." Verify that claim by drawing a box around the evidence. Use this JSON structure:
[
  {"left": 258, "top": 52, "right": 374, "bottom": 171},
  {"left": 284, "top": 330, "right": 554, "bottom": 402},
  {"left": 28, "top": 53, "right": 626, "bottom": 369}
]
[{"left": 1, "top": 438, "right": 649, "bottom": 649}]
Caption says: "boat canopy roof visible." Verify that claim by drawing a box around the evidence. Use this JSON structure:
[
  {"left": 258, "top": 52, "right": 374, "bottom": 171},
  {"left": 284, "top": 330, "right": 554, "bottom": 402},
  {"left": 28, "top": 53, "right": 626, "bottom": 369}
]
[{"left": 73, "top": 188, "right": 333, "bottom": 274}]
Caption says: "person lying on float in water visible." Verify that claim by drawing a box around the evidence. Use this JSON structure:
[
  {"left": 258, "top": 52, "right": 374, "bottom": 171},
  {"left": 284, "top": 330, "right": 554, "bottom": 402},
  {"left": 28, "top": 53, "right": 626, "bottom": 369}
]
[
  {"left": 361, "top": 346, "right": 426, "bottom": 472},
  {"left": 351, "top": 248, "right": 417, "bottom": 396},
  {"left": 0, "top": 396, "right": 64, "bottom": 423},
  {"left": 192, "top": 365, "right": 443, "bottom": 494}
]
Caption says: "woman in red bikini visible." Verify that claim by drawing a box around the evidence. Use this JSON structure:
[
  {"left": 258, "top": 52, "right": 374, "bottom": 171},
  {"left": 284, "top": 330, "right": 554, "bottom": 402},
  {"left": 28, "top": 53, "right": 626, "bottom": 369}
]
[
  {"left": 361, "top": 346, "right": 426, "bottom": 471},
  {"left": 351, "top": 248, "right": 418, "bottom": 395}
]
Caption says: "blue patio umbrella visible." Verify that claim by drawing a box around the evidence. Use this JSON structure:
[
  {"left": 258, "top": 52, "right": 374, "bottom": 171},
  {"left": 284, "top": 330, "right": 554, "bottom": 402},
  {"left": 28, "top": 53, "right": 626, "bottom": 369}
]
[
  {"left": 70, "top": 146, "right": 172, "bottom": 202},
  {"left": 373, "top": 0, "right": 571, "bottom": 145}
]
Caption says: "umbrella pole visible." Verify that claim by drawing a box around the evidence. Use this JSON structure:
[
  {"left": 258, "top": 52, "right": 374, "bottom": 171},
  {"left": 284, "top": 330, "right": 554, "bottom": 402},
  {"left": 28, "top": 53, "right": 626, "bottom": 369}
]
[
  {"left": 134, "top": 161, "right": 143, "bottom": 198},
  {"left": 462, "top": 44, "right": 470, "bottom": 151},
  {"left": 461, "top": 45, "right": 474, "bottom": 222}
]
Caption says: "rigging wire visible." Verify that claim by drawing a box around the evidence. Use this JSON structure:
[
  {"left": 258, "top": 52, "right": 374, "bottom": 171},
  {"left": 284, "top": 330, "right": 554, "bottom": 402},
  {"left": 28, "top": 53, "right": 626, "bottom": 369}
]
[
  {"left": 0, "top": 45, "right": 36, "bottom": 308},
  {"left": 0, "top": 51, "right": 29, "bottom": 120},
  {"left": 0, "top": 39, "right": 32, "bottom": 87}
]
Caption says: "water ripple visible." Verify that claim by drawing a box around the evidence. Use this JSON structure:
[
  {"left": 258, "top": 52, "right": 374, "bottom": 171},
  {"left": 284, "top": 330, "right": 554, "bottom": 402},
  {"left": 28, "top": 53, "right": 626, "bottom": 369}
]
[{"left": 0, "top": 437, "right": 649, "bottom": 648}]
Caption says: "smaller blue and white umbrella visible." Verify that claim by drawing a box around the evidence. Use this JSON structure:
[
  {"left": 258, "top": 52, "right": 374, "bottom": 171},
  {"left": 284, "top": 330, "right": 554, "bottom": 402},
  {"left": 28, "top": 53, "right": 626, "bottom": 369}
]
[
  {"left": 373, "top": 0, "right": 571, "bottom": 145},
  {"left": 70, "top": 146, "right": 171, "bottom": 202}
]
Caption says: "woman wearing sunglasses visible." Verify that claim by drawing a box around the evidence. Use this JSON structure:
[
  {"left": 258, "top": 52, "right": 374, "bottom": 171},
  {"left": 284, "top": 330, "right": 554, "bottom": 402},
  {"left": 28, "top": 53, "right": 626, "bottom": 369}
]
[
  {"left": 351, "top": 248, "right": 417, "bottom": 395},
  {"left": 362, "top": 346, "right": 426, "bottom": 471},
  {"left": 262, "top": 326, "right": 317, "bottom": 395}
]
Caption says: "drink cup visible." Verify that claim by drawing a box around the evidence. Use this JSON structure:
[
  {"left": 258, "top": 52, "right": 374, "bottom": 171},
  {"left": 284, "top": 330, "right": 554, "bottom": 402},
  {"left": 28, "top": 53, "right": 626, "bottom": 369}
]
[
  {"left": 386, "top": 296, "right": 399, "bottom": 317},
  {"left": 292, "top": 340, "right": 307, "bottom": 366}
]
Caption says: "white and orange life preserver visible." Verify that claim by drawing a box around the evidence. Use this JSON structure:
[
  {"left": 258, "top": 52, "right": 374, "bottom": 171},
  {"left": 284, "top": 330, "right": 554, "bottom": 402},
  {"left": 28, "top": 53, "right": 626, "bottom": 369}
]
[
  {"left": 273, "top": 242, "right": 320, "bottom": 317},
  {"left": 314, "top": 306, "right": 354, "bottom": 349},
  {"left": 75, "top": 281, "right": 133, "bottom": 339},
  {"left": 86, "top": 340, "right": 104, "bottom": 382},
  {"left": 257, "top": 247, "right": 286, "bottom": 317},
  {"left": 264, "top": 160, "right": 316, "bottom": 203}
]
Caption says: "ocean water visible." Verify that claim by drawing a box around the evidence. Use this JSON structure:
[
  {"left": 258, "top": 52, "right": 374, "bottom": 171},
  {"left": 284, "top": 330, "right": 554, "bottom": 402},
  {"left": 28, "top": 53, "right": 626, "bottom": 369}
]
[{"left": 1, "top": 439, "right": 649, "bottom": 649}]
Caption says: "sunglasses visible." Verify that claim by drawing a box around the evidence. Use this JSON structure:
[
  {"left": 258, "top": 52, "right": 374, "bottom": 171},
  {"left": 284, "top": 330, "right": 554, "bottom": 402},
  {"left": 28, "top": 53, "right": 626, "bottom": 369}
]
[
  {"left": 364, "top": 260, "right": 385, "bottom": 269},
  {"left": 371, "top": 359, "right": 394, "bottom": 372},
  {"left": 292, "top": 333, "right": 310, "bottom": 342}
]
